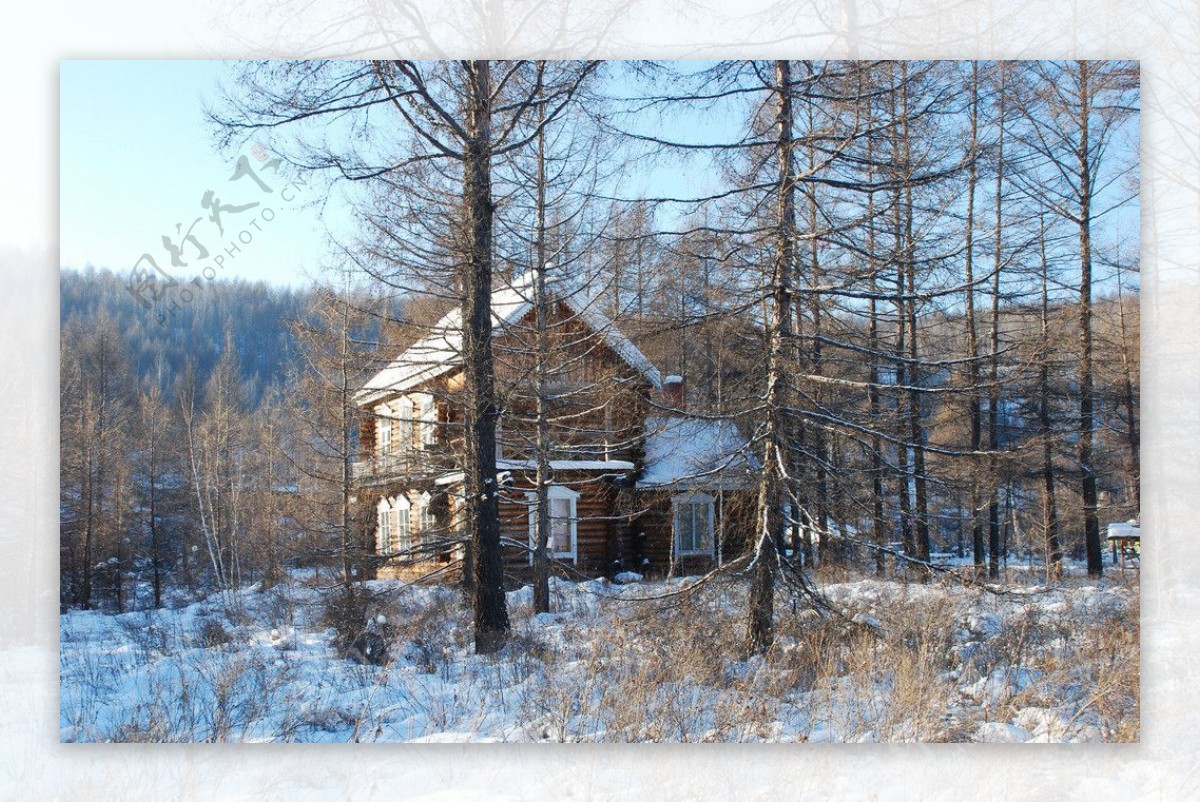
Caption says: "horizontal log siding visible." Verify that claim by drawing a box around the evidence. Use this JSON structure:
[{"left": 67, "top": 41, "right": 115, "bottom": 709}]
[
  {"left": 635, "top": 490, "right": 756, "bottom": 576},
  {"left": 497, "top": 476, "right": 626, "bottom": 583}
]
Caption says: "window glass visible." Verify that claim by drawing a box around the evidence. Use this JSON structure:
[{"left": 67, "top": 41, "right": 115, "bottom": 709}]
[
  {"left": 378, "top": 505, "right": 392, "bottom": 554},
  {"left": 674, "top": 495, "right": 714, "bottom": 554},
  {"left": 420, "top": 397, "right": 436, "bottom": 446},
  {"left": 528, "top": 487, "right": 578, "bottom": 561},
  {"left": 398, "top": 398, "right": 414, "bottom": 450},
  {"left": 378, "top": 414, "right": 392, "bottom": 455},
  {"left": 550, "top": 497, "right": 572, "bottom": 553},
  {"left": 418, "top": 494, "right": 435, "bottom": 535}
]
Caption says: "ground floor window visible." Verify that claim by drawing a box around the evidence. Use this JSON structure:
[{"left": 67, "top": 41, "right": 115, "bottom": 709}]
[
  {"left": 527, "top": 485, "right": 579, "bottom": 563},
  {"left": 673, "top": 492, "right": 715, "bottom": 555},
  {"left": 392, "top": 495, "right": 412, "bottom": 553},
  {"left": 417, "top": 491, "right": 435, "bottom": 539},
  {"left": 376, "top": 499, "right": 391, "bottom": 555},
  {"left": 377, "top": 495, "right": 411, "bottom": 555}
]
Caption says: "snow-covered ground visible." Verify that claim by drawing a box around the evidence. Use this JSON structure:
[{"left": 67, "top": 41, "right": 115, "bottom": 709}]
[{"left": 59, "top": 568, "right": 1138, "bottom": 743}]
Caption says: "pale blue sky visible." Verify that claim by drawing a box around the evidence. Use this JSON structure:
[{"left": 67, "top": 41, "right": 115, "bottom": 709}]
[
  {"left": 60, "top": 60, "right": 333, "bottom": 287},
  {"left": 60, "top": 60, "right": 1138, "bottom": 292},
  {"left": 58, "top": 60, "right": 722, "bottom": 289}
]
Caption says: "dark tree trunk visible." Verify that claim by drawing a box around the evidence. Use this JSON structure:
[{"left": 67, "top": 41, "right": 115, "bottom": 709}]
[
  {"left": 1076, "top": 62, "right": 1103, "bottom": 579},
  {"left": 987, "top": 65, "right": 1008, "bottom": 581},
  {"left": 867, "top": 166, "right": 886, "bottom": 576},
  {"left": 889, "top": 65, "right": 915, "bottom": 568},
  {"left": 532, "top": 90, "right": 553, "bottom": 615},
  {"left": 461, "top": 61, "right": 511, "bottom": 653},
  {"left": 340, "top": 297, "right": 355, "bottom": 590},
  {"left": 148, "top": 443, "right": 162, "bottom": 608}
]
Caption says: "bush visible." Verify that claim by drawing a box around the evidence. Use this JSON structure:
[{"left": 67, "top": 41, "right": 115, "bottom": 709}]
[
  {"left": 198, "top": 619, "right": 233, "bottom": 648},
  {"left": 320, "top": 585, "right": 393, "bottom": 664}
]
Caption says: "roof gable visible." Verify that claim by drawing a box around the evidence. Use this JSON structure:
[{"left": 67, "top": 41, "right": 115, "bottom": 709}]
[{"left": 356, "top": 274, "right": 662, "bottom": 405}]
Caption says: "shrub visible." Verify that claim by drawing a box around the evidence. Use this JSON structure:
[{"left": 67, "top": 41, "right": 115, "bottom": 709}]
[
  {"left": 198, "top": 619, "right": 233, "bottom": 648},
  {"left": 320, "top": 585, "right": 393, "bottom": 664}
]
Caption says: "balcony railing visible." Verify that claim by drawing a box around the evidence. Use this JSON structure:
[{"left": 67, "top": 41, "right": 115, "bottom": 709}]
[
  {"left": 353, "top": 452, "right": 418, "bottom": 483},
  {"left": 356, "top": 433, "right": 633, "bottom": 484}
]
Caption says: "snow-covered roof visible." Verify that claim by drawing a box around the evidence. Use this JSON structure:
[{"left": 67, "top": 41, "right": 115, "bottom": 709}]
[
  {"left": 636, "top": 416, "right": 756, "bottom": 490},
  {"left": 1105, "top": 521, "right": 1140, "bottom": 539},
  {"left": 356, "top": 274, "right": 662, "bottom": 406}
]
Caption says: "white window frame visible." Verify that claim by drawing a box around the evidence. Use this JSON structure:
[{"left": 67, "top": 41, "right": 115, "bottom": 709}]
[
  {"left": 376, "top": 497, "right": 393, "bottom": 555},
  {"left": 377, "top": 407, "right": 392, "bottom": 456},
  {"left": 419, "top": 395, "right": 437, "bottom": 447},
  {"left": 673, "top": 492, "right": 715, "bottom": 556},
  {"left": 417, "top": 491, "right": 435, "bottom": 538},
  {"left": 397, "top": 397, "right": 414, "bottom": 452},
  {"left": 527, "top": 485, "right": 580, "bottom": 564},
  {"left": 392, "top": 495, "right": 412, "bottom": 553}
]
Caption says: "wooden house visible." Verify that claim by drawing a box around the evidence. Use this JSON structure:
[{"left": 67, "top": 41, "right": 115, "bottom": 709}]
[{"left": 353, "top": 275, "right": 756, "bottom": 585}]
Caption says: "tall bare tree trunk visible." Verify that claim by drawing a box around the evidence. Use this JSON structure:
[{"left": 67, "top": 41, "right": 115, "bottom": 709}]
[
  {"left": 889, "top": 65, "right": 915, "bottom": 568},
  {"left": 461, "top": 60, "right": 511, "bottom": 652},
  {"left": 902, "top": 70, "right": 931, "bottom": 567},
  {"left": 1115, "top": 266, "right": 1140, "bottom": 513},
  {"left": 532, "top": 88, "right": 553, "bottom": 615},
  {"left": 964, "top": 63, "right": 986, "bottom": 578},
  {"left": 746, "top": 59, "right": 795, "bottom": 655},
  {"left": 803, "top": 100, "right": 830, "bottom": 565},
  {"left": 866, "top": 126, "right": 886, "bottom": 576},
  {"left": 1075, "top": 61, "right": 1103, "bottom": 578},
  {"left": 338, "top": 289, "right": 355, "bottom": 590},
  {"left": 987, "top": 65, "right": 1007, "bottom": 580},
  {"left": 1037, "top": 213, "right": 1063, "bottom": 580}
]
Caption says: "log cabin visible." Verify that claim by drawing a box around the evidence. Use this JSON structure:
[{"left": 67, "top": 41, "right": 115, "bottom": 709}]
[{"left": 353, "top": 275, "right": 757, "bottom": 585}]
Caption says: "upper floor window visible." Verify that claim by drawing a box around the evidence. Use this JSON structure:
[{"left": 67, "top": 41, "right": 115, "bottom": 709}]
[
  {"left": 398, "top": 397, "right": 414, "bottom": 451},
  {"left": 392, "top": 495, "right": 412, "bottom": 553},
  {"left": 419, "top": 396, "right": 437, "bottom": 447},
  {"left": 673, "top": 492, "right": 714, "bottom": 556},
  {"left": 376, "top": 498, "right": 392, "bottom": 554},
  {"left": 377, "top": 495, "right": 412, "bottom": 555},
  {"left": 378, "top": 411, "right": 392, "bottom": 456}
]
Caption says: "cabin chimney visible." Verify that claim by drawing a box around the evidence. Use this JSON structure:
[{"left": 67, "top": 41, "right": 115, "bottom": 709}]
[{"left": 663, "top": 375, "right": 685, "bottom": 410}]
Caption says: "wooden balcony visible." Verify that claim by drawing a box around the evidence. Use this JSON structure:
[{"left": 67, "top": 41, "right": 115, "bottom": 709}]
[{"left": 352, "top": 452, "right": 420, "bottom": 484}]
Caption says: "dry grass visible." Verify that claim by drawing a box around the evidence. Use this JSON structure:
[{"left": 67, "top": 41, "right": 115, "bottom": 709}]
[{"left": 60, "top": 569, "right": 1139, "bottom": 743}]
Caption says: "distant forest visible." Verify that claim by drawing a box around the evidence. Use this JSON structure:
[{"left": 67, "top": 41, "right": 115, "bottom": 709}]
[{"left": 60, "top": 267, "right": 310, "bottom": 408}]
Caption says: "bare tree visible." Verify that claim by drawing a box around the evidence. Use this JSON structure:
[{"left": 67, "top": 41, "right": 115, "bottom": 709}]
[
  {"left": 1034, "top": 211, "right": 1064, "bottom": 579},
  {"left": 178, "top": 337, "right": 250, "bottom": 592},
  {"left": 291, "top": 275, "right": 379, "bottom": 589},
  {"left": 215, "top": 59, "right": 600, "bottom": 651},
  {"left": 745, "top": 60, "right": 798, "bottom": 654},
  {"left": 134, "top": 380, "right": 174, "bottom": 607},
  {"left": 60, "top": 311, "right": 133, "bottom": 610},
  {"left": 1012, "top": 60, "right": 1138, "bottom": 578}
]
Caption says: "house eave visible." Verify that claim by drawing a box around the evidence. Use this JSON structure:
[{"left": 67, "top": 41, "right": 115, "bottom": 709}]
[
  {"left": 634, "top": 478, "right": 754, "bottom": 492},
  {"left": 433, "top": 459, "right": 637, "bottom": 488}
]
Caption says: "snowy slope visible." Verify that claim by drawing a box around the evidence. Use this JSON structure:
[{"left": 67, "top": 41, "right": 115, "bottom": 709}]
[{"left": 59, "top": 566, "right": 1138, "bottom": 743}]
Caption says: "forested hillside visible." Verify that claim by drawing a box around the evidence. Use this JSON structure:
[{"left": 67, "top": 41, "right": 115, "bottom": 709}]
[{"left": 60, "top": 267, "right": 309, "bottom": 407}]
